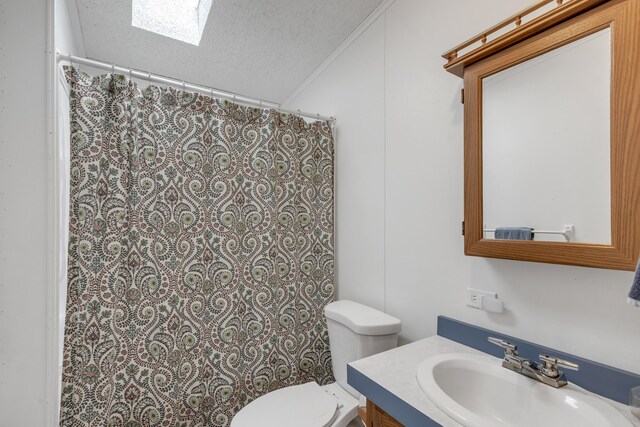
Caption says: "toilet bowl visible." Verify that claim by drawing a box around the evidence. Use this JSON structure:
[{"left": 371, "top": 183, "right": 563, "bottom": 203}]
[{"left": 231, "top": 300, "right": 402, "bottom": 427}]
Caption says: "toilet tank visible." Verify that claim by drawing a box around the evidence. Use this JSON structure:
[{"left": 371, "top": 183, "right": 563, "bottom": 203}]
[{"left": 324, "top": 300, "right": 401, "bottom": 398}]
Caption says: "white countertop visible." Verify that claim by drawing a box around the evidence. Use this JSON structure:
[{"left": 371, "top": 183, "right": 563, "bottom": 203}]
[{"left": 349, "top": 335, "right": 640, "bottom": 426}]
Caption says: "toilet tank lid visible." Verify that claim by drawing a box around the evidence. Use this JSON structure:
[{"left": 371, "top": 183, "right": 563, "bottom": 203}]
[{"left": 324, "top": 300, "right": 401, "bottom": 335}]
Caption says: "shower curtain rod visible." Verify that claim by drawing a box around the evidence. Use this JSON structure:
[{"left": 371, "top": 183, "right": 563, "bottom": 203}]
[{"left": 56, "top": 53, "right": 336, "bottom": 123}]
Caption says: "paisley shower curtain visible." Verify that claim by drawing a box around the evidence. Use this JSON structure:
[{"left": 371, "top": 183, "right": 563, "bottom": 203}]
[{"left": 59, "top": 67, "right": 335, "bottom": 427}]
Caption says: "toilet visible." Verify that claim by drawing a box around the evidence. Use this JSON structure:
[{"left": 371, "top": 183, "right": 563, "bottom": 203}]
[{"left": 231, "top": 300, "right": 402, "bottom": 427}]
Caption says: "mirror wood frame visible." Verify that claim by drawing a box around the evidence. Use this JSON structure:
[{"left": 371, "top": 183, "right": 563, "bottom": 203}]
[{"left": 460, "top": 0, "right": 640, "bottom": 270}]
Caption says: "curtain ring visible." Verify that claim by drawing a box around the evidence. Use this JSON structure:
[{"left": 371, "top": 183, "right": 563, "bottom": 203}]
[
  {"left": 233, "top": 94, "right": 236, "bottom": 103},
  {"left": 69, "top": 56, "right": 74, "bottom": 68},
  {"left": 111, "top": 64, "right": 115, "bottom": 75},
  {"left": 259, "top": 99, "right": 263, "bottom": 109},
  {"left": 147, "top": 72, "right": 151, "bottom": 84},
  {"left": 182, "top": 81, "right": 186, "bottom": 92},
  {"left": 316, "top": 113, "right": 320, "bottom": 120}
]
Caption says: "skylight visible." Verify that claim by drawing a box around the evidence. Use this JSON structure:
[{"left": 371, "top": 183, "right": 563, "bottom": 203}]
[{"left": 132, "top": 0, "right": 213, "bottom": 46}]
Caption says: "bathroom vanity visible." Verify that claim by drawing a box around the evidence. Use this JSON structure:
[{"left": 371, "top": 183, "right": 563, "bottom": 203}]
[
  {"left": 349, "top": 317, "right": 640, "bottom": 427},
  {"left": 363, "top": 401, "right": 403, "bottom": 427}
]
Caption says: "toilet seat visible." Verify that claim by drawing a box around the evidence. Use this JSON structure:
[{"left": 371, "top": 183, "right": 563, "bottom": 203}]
[{"left": 231, "top": 382, "right": 339, "bottom": 427}]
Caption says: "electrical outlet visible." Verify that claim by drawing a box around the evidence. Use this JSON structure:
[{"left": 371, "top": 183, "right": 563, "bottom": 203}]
[{"left": 467, "top": 288, "right": 498, "bottom": 309}]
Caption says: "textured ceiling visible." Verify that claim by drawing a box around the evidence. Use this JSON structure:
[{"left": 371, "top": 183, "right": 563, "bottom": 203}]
[{"left": 74, "top": 0, "right": 384, "bottom": 103}]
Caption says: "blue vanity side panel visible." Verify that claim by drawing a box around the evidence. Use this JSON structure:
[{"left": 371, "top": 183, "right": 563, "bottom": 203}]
[
  {"left": 347, "top": 364, "right": 441, "bottom": 427},
  {"left": 437, "top": 315, "right": 640, "bottom": 405}
]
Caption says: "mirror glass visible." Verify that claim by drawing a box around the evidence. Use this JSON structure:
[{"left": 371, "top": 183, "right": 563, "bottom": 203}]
[{"left": 482, "top": 28, "right": 611, "bottom": 244}]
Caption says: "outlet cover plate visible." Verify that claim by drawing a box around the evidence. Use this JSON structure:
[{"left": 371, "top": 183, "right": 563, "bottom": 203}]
[{"left": 467, "top": 288, "right": 498, "bottom": 309}]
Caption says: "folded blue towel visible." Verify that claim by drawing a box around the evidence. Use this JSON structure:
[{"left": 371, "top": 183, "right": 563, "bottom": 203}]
[
  {"left": 628, "top": 260, "right": 640, "bottom": 307},
  {"left": 494, "top": 227, "right": 534, "bottom": 240}
]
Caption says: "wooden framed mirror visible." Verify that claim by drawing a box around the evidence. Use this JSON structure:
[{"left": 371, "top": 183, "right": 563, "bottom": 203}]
[{"left": 443, "top": 0, "right": 640, "bottom": 270}]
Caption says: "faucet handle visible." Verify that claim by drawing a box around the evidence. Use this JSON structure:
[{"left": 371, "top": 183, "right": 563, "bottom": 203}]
[
  {"left": 539, "top": 354, "right": 579, "bottom": 378},
  {"left": 488, "top": 337, "right": 518, "bottom": 355}
]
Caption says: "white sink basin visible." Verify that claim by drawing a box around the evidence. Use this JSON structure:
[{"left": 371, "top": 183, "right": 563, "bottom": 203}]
[{"left": 417, "top": 353, "right": 632, "bottom": 427}]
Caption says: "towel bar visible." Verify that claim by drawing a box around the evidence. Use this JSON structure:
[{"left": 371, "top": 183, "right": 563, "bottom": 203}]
[{"left": 483, "top": 225, "right": 575, "bottom": 242}]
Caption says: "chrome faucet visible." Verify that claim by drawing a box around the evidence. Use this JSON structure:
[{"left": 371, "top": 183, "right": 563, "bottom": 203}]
[{"left": 488, "top": 337, "right": 579, "bottom": 388}]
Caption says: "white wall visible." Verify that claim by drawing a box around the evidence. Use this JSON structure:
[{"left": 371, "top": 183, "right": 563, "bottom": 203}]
[
  {"left": 0, "top": 0, "right": 49, "bottom": 425},
  {"left": 0, "top": 0, "right": 84, "bottom": 425},
  {"left": 285, "top": 0, "right": 640, "bottom": 374},
  {"left": 300, "top": 15, "right": 387, "bottom": 312},
  {"left": 56, "top": 0, "right": 85, "bottom": 58}
]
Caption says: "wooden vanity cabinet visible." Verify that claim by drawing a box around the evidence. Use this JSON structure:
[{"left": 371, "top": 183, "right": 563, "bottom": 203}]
[{"left": 362, "top": 400, "right": 404, "bottom": 427}]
